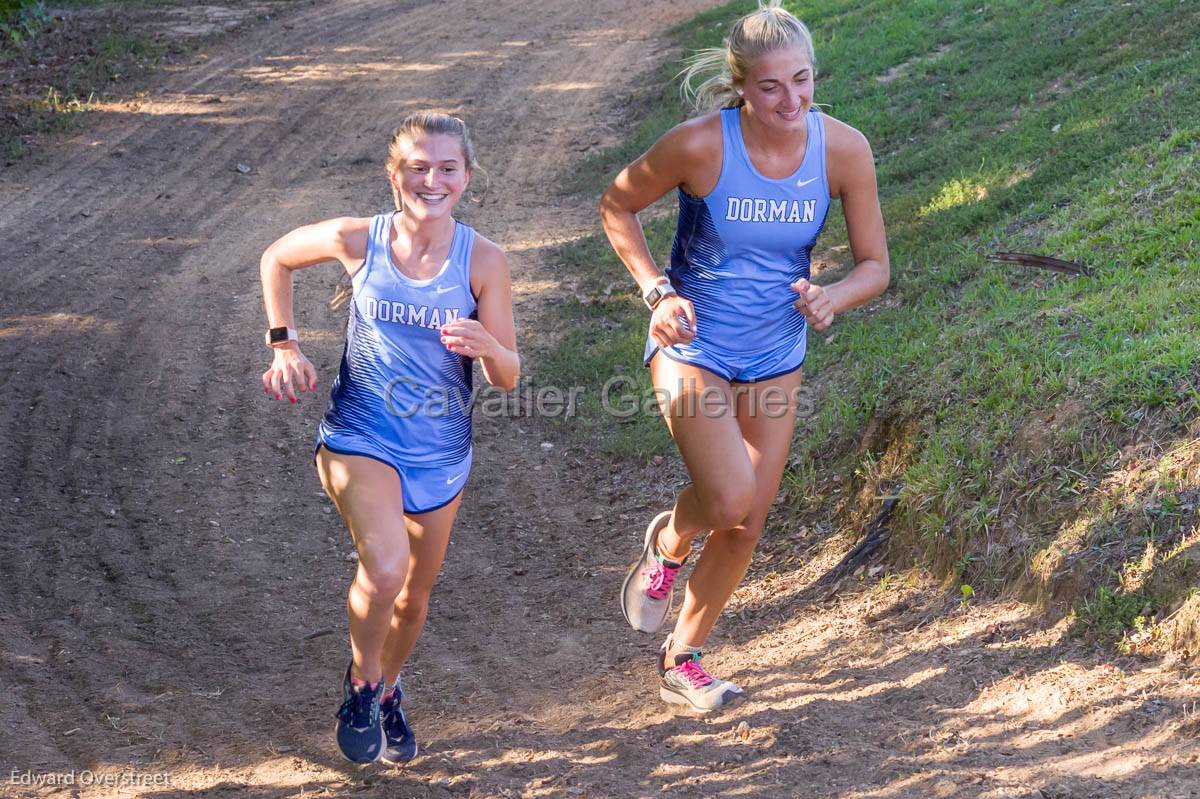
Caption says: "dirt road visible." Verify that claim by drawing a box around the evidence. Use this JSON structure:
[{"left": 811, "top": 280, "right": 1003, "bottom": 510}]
[{"left": 1, "top": 1, "right": 1197, "bottom": 797}]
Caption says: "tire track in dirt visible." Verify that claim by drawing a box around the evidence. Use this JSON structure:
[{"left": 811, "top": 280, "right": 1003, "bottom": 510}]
[{"left": 0, "top": 1, "right": 719, "bottom": 795}]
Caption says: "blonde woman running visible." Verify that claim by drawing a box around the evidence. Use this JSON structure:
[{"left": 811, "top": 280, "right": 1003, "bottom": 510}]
[
  {"left": 260, "top": 113, "right": 518, "bottom": 761},
  {"left": 602, "top": 2, "right": 889, "bottom": 712}
]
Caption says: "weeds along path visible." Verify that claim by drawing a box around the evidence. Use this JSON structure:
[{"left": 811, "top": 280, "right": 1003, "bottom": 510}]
[{"left": 2, "top": 1, "right": 1198, "bottom": 797}]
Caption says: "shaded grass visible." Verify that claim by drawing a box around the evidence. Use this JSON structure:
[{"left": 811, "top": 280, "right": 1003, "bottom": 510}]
[
  {"left": 1, "top": 3, "right": 198, "bottom": 162},
  {"left": 539, "top": 0, "right": 1200, "bottom": 647}
]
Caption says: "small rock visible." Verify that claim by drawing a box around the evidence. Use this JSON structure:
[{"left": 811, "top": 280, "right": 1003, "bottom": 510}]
[
  {"left": 540, "top": 441, "right": 553, "bottom": 451},
  {"left": 345, "top": 551, "right": 358, "bottom": 562},
  {"left": 651, "top": 455, "right": 665, "bottom": 466},
  {"left": 736, "top": 720, "right": 750, "bottom": 740},
  {"left": 235, "top": 162, "right": 252, "bottom": 174}
]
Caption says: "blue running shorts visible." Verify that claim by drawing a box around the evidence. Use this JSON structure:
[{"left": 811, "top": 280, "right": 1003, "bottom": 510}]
[{"left": 315, "top": 436, "right": 472, "bottom": 514}]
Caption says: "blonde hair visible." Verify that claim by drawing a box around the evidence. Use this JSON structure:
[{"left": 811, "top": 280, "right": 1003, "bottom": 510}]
[
  {"left": 679, "top": 0, "right": 816, "bottom": 112},
  {"left": 385, "top": 112, "right": 478, "bottom": 210}
]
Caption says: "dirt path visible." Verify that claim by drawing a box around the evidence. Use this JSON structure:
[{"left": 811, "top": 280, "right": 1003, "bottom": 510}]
[{"left": 1, "top": 2, "right": 1198, "bottom": 797}]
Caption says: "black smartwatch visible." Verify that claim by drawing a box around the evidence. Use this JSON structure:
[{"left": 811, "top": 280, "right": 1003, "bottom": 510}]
[
  {"left": 265, "top": 326, "right": 297, "bottom": 347},
  {"left": 642, "top": 282, "right": 676, "bottom": 311}
]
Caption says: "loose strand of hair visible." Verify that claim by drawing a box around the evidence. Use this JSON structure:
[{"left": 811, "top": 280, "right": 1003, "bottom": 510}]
[{"left": 678, "top": 46, "right": 741, "bottom": 112}]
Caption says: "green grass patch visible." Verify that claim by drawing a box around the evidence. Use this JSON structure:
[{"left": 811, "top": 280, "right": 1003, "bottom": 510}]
[
  {"left": 541, "top": 0, "right": 1200, "bottom": 631},
  {"left": 70, "top": 30, "right": 170, "bottom": 85},
  {"left": 0, "top": 1, "right": 48, "bottom": 48}
]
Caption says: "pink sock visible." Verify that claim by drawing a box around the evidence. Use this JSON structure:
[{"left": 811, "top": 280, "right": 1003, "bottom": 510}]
[{"left": 349, "top": 674, "right": 378, "bottom": 691}]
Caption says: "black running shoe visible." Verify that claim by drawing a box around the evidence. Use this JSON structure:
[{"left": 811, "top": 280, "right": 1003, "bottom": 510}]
[
  {"left": 334, "top": 663, "right": 386, "bottom": 763},
  {"left": 380, "top": 679, "right": 418, "bottom": 764}
]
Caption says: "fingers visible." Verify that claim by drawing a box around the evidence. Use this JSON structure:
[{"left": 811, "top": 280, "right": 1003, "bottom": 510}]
[
  {"left": 649, "top": 297, "right": 697, "bottom": 348},
  {"left": 442, "top": 320, "right": 496, "bottom": 359},
  {"left": 302, "top": 361, "right": 318, "bottom": 392},
  {"left": 791, "top": 279, "right": 835, "bottom": 330},
  {"left": 677, "top": 298, "right": 696, "bottom": 341},
  {"left": 263, "top": 359, "right": 316, "bottom": 402},
  {"left": 670, "top": 314, "right": 694, "bottom": 342},
  {"left": 440, "top": 319, "right": 481, "bottom": 336},
  {"left": 281, "top": 368, "right": 297, "bottom": 403},
  {"left": 441, "top": 334, "right": 481, "bottom": 357}
]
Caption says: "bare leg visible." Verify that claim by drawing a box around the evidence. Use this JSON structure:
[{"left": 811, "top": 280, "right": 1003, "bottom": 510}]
[
  {"left": 316, "top": 447, "right": 410, "bottom": 685},
  {"left": 665, "top": 369, "right": 803, "bottom": 662},
  {"left": 379, "top": 494, "right": 462, "bottom": 685},
  {"left": 649, "top": 354, "right": 757, "bottom": 565}
]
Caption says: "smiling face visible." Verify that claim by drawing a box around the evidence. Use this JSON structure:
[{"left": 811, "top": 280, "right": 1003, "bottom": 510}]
[
  {"left": 387, "top": 133, "right": 471, "bottom": 221},
  {"left": 739, "top": 45, "right": 814, "bottom": 135}
]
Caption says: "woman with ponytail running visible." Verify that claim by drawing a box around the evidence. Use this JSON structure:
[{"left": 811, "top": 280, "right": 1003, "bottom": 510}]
[
  {"left": 601, "top": 1, "right": 889, "bottom": 712},
  {"left": 260, "top": 112, "right": 518, "bottom": 761}
]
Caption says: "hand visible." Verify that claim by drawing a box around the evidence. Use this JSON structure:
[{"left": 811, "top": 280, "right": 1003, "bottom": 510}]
[
  {"left": 649, "top": 293, "right": 696, "bottom": 348},
  {"left": 791, "top": 278, "right": 835, "bottom": 331},
  {"left": 262, "top": 345, "right": 318, "bottom": 403},
  {"left": 441, "top": 319, "right": 498, "bottom": 359}
]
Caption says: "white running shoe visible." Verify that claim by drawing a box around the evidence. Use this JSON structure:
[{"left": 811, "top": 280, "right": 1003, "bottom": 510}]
[
  {"left": 620, "top": 511, "right": 683, "bottom": 633},
  {"left": 657, "top": 640, "right": 744, "bottom": 713}
]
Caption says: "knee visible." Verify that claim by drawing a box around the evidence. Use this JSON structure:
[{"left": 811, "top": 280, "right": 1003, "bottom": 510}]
[
  {"left": 393, "top": 592, "right": 428, "bottom": 625},
  {"left": 355, "top": 550, "right": 409, "bottom": 600},
  {"left": 698, "top": 478, "right": 756, "bottom": 531}
]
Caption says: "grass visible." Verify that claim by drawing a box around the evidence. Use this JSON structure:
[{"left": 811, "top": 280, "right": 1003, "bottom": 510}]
[
  {"left": 1, "top": 1, "right": 192, "bottom": 162},
  {"left": 0, "top": 1, "right": 48, "bottom": 47},
  {"left": 538, "top": 0, "right": 1200, "bottom": 649}
]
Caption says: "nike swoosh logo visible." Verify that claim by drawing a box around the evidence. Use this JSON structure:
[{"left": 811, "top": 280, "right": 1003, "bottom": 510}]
[
  {"left": 796, "top": 177, "right": 819, "bottom": 187},
  {"left": 445, "top": 472, "right": 466, "bottom": 485},
  {"left": 435, "top": 284, "right": 458, "bottom": 294}
]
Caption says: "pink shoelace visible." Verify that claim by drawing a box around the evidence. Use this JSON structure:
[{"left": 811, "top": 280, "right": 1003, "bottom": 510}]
[
  {"left": 673, "top": 657, "right": 714, "bottom": 688},
  {"left": 641, "top": 558, "right": 682, "bottom": 600}
]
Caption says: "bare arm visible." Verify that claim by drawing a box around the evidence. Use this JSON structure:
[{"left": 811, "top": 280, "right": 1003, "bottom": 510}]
[
  {"left": 599, "top": 116, "right": 721, "bottom": 346},
  {"left": 259, "top": 217, "right": 369, "bottom": 401},
  {"left": 792, "top": 121, "right": 890, "bottom": 329},
  {"left": 441, "top": 238, "right": 519, "bottom": 391}
]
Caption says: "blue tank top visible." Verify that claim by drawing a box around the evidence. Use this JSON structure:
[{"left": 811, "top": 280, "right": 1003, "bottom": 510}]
[
  {"left": 319, "top": 212, "right": 477, "bottom": 466},
  {"left": 666, "top": 107, "right": 830, "bottom": 358}
]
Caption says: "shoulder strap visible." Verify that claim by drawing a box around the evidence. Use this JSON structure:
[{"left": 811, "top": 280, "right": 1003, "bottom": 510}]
[
  {"left": 720, "top": 107, "right": 752, "bottom": 172},
  {"left": 454, "top": 223, "right": 477, "bottom": 291},
  {"left": 808, "top": 110, "right": 828, "bottom": 192}
]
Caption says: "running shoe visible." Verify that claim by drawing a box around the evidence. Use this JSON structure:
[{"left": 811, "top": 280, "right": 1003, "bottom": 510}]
[
  {"left": 620, "top": 511, "right": 684, "bottom": 633},
  {"left": 657, "top": 641, "right": 744, "bottom": 712},
  {"left": 335, "top": 663, "right": 386, "bottom": 763},
  {"left": 379, "top": 678, "right": 418, "bottom": 764}
]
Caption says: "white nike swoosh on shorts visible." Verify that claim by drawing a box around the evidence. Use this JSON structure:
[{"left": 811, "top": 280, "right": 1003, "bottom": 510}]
[
  {"left": 796, "top": 176, "right": 819, "bottom": 187},
  {"left": 445, "top": 472, "right": 466, "bottom": 485}
]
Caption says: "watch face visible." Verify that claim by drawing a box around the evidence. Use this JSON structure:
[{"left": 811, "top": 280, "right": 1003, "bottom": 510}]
[{"left": 269, "top": 327, "right": 290, "bottom": 344}]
